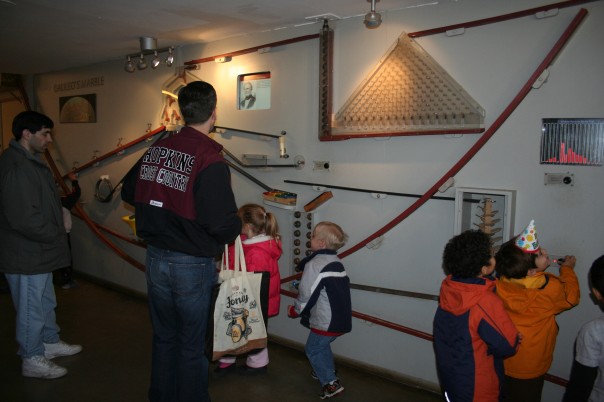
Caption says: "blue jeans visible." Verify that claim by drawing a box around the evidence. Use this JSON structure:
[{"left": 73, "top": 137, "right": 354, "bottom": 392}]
[
  {"left": 5, "top": 273, "right": 60, "bottom": 358},
  {"left": 305, "top": 331, "right": 338, "bottom": 386},
  {"left": 145, "top": 245, "right": 217, "bottom": 402}
]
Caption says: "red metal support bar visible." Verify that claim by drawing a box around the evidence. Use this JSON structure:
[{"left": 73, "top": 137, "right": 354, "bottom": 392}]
[
  {"left": 184, "top": 34, "right": 320, "bottom": 66},
  {"left": 70, "top": 125, "right": 166, "bottom": 176},
  {"left": 408, "top": 0, "right": 597, "bottom": 38},
  {"left": 280, "top": 288, "right": 433, "bottom": 341},
  {"left": 281, "top": 287, "right": 433, "bottom": 342},
  {"left": 338, "top": 8, "right": 588, "bottom": 260},
  {"left": 45, "top": 152, "right": 146, "bottom": 272},
  {"left": 71, "top": 210, "right": 146, "bottom": 248},
  {"left": 320, "top": 128, "right": 484, "bottom": 141},
  {"left": 281, "top": 272, "right": 302, "bottom": 284}
]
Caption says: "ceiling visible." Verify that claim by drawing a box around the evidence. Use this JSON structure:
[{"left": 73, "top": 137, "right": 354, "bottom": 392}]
[{"left": 0, "top": 0, "right": 444, "bottom": 76}]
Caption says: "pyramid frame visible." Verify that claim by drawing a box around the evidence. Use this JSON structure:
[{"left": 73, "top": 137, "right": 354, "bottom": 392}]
[{"left": 327, "top": 33, "right": 485, "bottom": 139}]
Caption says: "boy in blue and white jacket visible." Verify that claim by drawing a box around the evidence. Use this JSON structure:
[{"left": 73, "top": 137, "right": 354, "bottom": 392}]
[{"left": 288, "top": 221, "right": 352, "bottom": 400}]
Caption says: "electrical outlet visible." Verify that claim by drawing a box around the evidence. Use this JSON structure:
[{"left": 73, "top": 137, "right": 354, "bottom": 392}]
[{"left": 313, "top": 161, "right": 330, "bottom": 171}]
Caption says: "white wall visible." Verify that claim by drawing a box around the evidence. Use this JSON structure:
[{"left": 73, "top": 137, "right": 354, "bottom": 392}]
[{"left": 33, "top": 0, "right": 604, "bottom": 399}]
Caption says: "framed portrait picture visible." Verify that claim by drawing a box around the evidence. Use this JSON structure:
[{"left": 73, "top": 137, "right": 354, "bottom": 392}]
[
  {"left": 59, "top": 94, "right": 97, "bottom": 123},
  {"left": 237, "top": 72, "right": 271, "bottom": 111}
]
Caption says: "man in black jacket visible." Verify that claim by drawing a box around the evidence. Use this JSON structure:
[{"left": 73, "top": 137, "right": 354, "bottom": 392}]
[{"left": 122, "top": 81, "right": 241, "bottom": 402}]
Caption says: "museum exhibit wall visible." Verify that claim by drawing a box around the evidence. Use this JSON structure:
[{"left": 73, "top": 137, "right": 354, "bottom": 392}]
[{"left": 32, "top": 0, "right": 604, "bottom": 398}]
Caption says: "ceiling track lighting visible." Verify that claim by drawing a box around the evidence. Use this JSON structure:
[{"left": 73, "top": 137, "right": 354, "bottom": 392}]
[
  {"left": 125, "top": 56, "right": 135, "bottom": 73},
  {"left": 364, "top": 0, "right": 382, "bottom": 29},
  {"left": 124, "top": 37, "right": 175, "bottom": 73},
  {"left": 137, "top": 53, "right": 147, "bottom": 70},
  {"left": 151, "top": 51, "right": 160, "bottom": 68},
  {"left": 166, "top": 47, "right": 174, "bottom": 67}
]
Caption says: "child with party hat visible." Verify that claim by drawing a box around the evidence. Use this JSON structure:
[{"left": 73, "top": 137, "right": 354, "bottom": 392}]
[{"left": 495, "top": 220, "right": 580, "bottom": 402}]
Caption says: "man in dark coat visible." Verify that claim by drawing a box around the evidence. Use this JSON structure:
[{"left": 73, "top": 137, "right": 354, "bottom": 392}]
[{"left": 0, "top": 111, "right": 82, "bottom": 379}]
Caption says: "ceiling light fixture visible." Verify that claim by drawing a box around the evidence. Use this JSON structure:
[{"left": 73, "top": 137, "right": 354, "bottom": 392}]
[
  {"left": 166, "top": 47, "right": 174, "bottom": 67},
  {"left": 124, "top": 56, "right": 135, "bottom": 73},
  {"left": 151, "top": 51, "right": 160, "bottom": 68},
  {"left": 124, "top": 37, "right": 174, "bottom": 73},
  {"left": 364, "top": 0, "right": 382, "bottom": 29},
  {"left": 137, "top": 53, "right": 147, "bottom": 70}
]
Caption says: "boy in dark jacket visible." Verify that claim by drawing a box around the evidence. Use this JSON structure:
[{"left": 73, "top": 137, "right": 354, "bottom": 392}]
[
  {"left": 433, "top": 230, "right": 520, "bottom": 402},
  {"left": 288, "top": 221, "right": 351, "bottom": 399}
]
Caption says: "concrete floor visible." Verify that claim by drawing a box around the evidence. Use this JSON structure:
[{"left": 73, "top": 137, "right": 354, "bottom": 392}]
[{"left": 0, "top": 276, "right": 443, "bottom": 402}]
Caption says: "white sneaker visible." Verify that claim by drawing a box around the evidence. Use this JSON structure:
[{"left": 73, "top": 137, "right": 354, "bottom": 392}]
[
  {"left": 22, "top": 355, "right": 67, "bottom": 379},
  {"left": 44, "top": 340, "right": 82, "bottom": 359}
]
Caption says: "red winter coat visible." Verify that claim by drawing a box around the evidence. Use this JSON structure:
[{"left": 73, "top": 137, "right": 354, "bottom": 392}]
[
  {"left": 228, "top": 235, "right": 282, "bottom": 317},
  {"left": 434, "top": 275, "right": 520, "bottom": 402}
]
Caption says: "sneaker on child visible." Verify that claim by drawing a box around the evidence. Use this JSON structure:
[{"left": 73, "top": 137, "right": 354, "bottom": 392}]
[
  {"left": 320, "top": 380, "right": 344, "bottom": 399},
  {"left": 44, "top": 340, "right": 82, "bottom": 359},
  {"left": 22, "top": 355, "right": 67, "bottom": 379}
]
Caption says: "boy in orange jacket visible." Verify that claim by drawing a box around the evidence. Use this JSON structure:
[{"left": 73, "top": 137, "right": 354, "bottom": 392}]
[{"left": 495, "top": 220, "right": 580, "bottom": 402}]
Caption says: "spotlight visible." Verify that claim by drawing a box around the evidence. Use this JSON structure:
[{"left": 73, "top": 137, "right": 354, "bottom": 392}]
[
  {"left": 124, "top": 56, "right": 135, "bottom": 73},
  {"left": 364, "top": 0, "right": 382, "bottom": 29},
  {"left": 166, "top": 47, "right": 174, "bottom": 67},
  {"left": 137, "top": 53, "right": 147, "bottom": 70},
  {"left": 123, "top": 37, "right": 173, "bottom": 73},
  {"left": 151, "top": 51, "right": 160, "bottom": 68}
]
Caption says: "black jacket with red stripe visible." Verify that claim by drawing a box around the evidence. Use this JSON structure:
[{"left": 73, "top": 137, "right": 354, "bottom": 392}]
[{"left": 121, "top": 127, "right": 241, "bottom": 257}]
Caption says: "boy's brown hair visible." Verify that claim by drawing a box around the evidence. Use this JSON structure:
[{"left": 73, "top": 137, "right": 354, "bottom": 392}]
[
  {"left": 495, "top": 239, "right": 538, "bottom": 279},
  {"left": 589, "top": 255, "right": 604, "bottom": 296},
  {"left": 314, "top": 222, "right": 348, "bottom": 251}
]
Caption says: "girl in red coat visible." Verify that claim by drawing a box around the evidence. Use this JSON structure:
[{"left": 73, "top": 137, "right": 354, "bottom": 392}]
[{"left": 215, "top": 203, "right": 282, "bottom": 375}]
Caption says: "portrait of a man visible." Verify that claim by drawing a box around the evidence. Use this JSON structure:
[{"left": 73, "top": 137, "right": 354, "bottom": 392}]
[
  {"left": 240, "top": 81, "right": 256, "bottom": 110},
  {"left": 237, "top": 72, "right": 271, "bottom": 111}
]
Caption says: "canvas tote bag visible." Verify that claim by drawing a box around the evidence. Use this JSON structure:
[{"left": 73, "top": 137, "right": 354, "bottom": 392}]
[{"left": 212, "top": 236, "right": 268, "bottom": 360}]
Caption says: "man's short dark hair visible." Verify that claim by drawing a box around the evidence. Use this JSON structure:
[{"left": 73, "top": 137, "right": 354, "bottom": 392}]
[
  {"left": 495, "top": 239, "right": 537, "bottom": 279},
  {"left": 589, "top": 255, "right": 604, "bottom": 295},
  {"left": 177, "top": 81, "right": 217, "bottom": 126},
  {"left": 12, "top": 111, "right": 54, "bottom": 140},
  {"left": 442, "top": 230, "right": 492, "bottom": 278}
]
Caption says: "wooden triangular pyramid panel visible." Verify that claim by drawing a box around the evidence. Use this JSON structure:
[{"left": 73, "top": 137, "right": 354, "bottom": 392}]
[{"left": 331, "top": 33, "right": 484, "bottom": 136}]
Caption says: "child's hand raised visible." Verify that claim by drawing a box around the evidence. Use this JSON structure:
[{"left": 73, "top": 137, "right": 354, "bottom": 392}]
[{"left": 561, "top": 255, "right": 576, "bottom": 269}]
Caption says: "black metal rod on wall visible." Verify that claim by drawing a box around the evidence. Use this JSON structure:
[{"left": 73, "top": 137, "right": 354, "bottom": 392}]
[{"left": 284, "top": 179, "right": 462, "bottom": 201}]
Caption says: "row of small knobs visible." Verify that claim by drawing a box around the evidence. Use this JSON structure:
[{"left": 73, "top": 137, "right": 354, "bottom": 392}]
[{"left": 292, "top": 211, "right": 313, "bottom": 266}]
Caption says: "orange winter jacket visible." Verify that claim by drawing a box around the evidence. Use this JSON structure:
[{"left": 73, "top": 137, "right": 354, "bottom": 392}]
[{"left": 496, "top": 266, "right": 579, "bottom": 379}]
